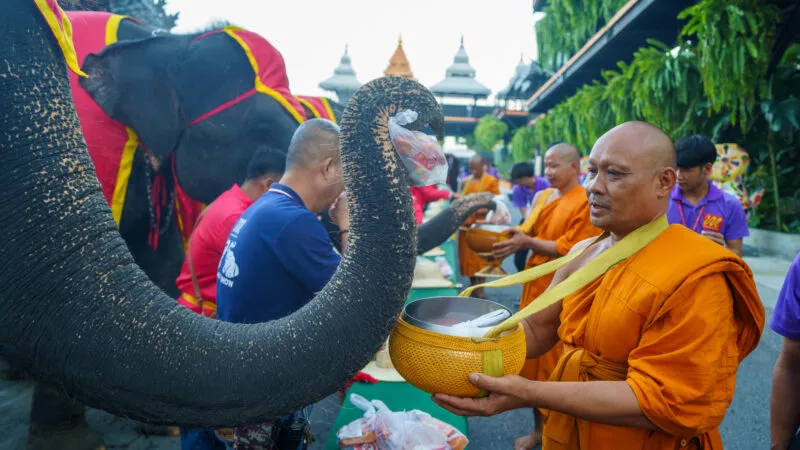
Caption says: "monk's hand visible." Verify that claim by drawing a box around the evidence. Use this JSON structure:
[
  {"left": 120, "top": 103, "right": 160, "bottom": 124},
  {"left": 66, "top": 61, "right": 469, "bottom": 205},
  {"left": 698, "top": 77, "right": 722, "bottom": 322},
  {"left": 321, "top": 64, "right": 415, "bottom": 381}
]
[
  {"left": 492, "top": 228, "right": 527, "bottom": 259},
  {"left": 432, "top": 374, "right": 531, "bottom": 417},
  {"left": 701, "top": 230, "right": 725, "bottom": 246}
]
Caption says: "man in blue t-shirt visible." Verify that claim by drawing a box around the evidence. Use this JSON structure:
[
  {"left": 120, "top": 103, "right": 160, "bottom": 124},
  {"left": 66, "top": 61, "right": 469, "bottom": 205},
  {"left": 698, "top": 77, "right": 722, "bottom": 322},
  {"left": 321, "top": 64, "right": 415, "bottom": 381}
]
[{"left": 215, "top": 118, "right": 349, "bottom": 447}]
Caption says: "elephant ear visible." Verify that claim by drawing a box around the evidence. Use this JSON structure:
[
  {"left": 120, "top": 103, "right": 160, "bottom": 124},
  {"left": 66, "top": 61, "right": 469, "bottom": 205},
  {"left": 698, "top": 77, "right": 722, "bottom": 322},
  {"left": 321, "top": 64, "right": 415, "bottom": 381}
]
[{"left": 79, "top": 37, "right": 185, "bottom": 162}]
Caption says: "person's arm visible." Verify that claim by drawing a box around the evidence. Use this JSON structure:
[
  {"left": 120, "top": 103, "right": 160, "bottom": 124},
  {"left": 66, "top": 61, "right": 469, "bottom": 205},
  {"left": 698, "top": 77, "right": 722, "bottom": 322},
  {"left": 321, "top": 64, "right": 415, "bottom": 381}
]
[
  {"left": 724, "top": 200, "right": 749, "bottom": 257},
  {"left": 421, "top": 185, "right": 452, "bottom": 203},
  {"left": 772, "top": 337, "right": 800, "bottom": 450},
  {"left": 725, "top": 238, "right": 743, "bottom": 257}
]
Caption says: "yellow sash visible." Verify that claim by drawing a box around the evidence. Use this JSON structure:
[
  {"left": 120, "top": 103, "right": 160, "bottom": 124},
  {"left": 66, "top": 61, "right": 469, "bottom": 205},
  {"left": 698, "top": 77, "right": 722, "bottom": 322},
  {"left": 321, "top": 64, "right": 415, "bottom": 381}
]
[
  {"left": 517, "top": 188, "right": 554, "bottom": 235},
  {"left": 460, "top": 174, "right": 486, "bottom": 195},
  {"left": 460, "top": 215, "right": 670, "bottom": 339}
]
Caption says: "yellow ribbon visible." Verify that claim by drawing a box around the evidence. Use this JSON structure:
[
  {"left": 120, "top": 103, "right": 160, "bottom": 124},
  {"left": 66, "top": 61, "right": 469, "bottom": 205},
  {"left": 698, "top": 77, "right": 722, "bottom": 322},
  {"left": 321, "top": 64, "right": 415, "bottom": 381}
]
[
  {"left": 518, "top": 188, "right": 554, "bottom": 235},
  {"left": 460, "top": 215, "right": 669, "bottom": 339},
  {"left": 34, "top": 0, "right": 87, "bottom": 78}
]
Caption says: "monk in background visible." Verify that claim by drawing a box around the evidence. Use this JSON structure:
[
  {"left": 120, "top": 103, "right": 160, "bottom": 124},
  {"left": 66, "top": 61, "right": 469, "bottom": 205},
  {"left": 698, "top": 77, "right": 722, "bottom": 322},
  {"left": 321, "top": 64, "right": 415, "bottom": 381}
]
[
  {"left": 458, "top": 154, "right": 500, "bottom": 298},
  {"left": 492, "top": 143, "right": 601, "bottom": 449},
  {"left": 434, "top": 121, "right": 765, "bottom": 450}
]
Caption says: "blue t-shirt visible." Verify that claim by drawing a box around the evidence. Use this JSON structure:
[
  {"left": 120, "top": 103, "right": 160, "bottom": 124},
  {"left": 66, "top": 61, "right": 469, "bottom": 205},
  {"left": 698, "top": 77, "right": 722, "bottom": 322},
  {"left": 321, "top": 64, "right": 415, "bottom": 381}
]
[{"left": 216, "top": 184, "right": 341, "bottom": 324}]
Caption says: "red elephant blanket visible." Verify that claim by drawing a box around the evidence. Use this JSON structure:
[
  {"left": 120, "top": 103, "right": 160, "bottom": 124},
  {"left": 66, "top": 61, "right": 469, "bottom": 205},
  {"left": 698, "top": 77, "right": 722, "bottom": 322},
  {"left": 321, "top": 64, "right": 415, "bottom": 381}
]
[
  {"left": 297, "top": 96, "right": 338, "bottom": 123},
  {"left": 62, "top": 11, "right": 203, "bottom": 249}
]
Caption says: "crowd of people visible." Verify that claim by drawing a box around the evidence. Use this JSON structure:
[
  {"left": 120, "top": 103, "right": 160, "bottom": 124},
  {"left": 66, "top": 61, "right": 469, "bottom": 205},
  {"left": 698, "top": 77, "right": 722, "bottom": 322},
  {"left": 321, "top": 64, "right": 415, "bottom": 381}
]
[{"left": 172, "top": 115, "right": 799, "bottom": 450}]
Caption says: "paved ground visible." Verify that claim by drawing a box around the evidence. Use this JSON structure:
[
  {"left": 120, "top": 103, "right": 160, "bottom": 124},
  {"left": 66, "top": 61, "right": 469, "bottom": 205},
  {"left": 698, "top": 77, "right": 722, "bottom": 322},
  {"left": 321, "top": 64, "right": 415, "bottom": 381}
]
[{"left": 0, "top": 248, "right": 794, "bottom": 449}]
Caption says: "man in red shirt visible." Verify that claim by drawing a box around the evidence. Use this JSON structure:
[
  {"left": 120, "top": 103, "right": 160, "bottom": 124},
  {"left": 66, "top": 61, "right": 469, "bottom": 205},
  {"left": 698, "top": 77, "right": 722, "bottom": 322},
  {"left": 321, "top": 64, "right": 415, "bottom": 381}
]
[{"left": 175, "top": 147, "right": 286, "bottom": 318}]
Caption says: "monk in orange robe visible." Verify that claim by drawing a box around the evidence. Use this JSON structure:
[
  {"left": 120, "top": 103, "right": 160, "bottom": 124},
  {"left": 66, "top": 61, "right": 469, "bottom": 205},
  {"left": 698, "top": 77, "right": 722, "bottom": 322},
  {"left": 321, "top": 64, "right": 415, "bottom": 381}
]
[
  {"left": 458, "top": 154, "right": 500, "bottom": 298},
  {"left": 433, "top": 121, "right": 765, "bottom": 450},
  {"left": 491, "top": 143, "right": 601, "bottom": 449}
]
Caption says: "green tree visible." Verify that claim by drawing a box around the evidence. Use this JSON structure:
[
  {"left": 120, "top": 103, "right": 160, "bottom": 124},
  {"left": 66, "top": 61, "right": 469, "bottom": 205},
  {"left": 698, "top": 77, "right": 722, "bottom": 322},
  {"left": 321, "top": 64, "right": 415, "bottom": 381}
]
[
  {"left": 153, "top": 0, "right": 179, "bottom": 30},
  {"left": 510, "top": 126, "right": 537, "bottom": 162},
  {"left": 473, "top": 115, "right": 508, "bottom": 152}
]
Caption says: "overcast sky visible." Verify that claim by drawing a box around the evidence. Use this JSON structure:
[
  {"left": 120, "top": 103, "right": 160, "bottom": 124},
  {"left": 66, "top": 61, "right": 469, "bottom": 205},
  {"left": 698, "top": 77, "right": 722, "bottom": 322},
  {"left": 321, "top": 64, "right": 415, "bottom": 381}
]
[{"left": 165, "top": 0, "right": 543, "bottom": 100}]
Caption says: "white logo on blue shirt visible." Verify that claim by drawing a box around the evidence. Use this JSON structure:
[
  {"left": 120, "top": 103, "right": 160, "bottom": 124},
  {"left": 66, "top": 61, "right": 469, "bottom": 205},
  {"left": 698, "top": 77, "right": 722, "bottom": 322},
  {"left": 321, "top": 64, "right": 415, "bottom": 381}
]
[{"left": 218, "top": 240, "right": 239, "bottom": 287}]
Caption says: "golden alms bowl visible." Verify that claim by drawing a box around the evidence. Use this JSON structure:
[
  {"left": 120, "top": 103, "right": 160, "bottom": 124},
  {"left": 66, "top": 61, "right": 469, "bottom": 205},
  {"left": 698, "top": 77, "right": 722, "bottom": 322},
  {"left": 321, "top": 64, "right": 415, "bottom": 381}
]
[
  {"left": 389, "top": 296, "right": 526, "bottom": 397},
  {"left": 464, "top": 224, "right": 511, "bottom": 277}
]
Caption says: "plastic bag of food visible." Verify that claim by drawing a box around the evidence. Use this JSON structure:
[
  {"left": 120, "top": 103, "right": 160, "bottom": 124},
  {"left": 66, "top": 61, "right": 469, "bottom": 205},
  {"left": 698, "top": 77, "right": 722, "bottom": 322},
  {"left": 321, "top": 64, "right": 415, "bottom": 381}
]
[
  {"left": 483, "top": 196, "right": 512, "bottom": 225},
  {"left": 389, "top": 110, "right": 448, "bottom": 186},
  {"left": 337, "top": 394, "right": 468, "bottom": 449}
]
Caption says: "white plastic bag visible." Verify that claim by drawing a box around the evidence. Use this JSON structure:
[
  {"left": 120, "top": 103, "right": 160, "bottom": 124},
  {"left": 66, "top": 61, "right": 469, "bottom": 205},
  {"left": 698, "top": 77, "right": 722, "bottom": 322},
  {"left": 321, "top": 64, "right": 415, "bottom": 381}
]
[
  {"left": 337, "top": 394, "right": 468, "bottom": 450},
  {"left": 389, "top": 110, "right": 448, "bottom": 186},
  {"left": 434, "top": 256, "right": 454, "bottom": 279},
  {"left": 484, "top": 196, "right": 512, "bottom": 225}
]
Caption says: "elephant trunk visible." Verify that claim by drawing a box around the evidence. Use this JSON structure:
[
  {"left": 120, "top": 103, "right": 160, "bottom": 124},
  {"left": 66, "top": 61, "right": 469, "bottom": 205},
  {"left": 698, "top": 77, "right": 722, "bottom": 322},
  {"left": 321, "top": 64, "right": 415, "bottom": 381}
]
[
  {"left": 1, "top": 2, "right": 435, "bottom": 427},
  {"left": 416, "top": 193, "right": 497, "bottom": 255}
]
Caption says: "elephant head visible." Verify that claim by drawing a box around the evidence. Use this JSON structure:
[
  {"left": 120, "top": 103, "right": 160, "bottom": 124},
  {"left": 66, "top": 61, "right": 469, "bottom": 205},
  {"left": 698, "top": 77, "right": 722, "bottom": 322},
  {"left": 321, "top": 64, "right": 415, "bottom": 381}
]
[
  {"left": 0, "top": 0, "right": 443, "bottom": 427},
  {"left": 77, "top": 17, "right": 304, "bottom": 204}
]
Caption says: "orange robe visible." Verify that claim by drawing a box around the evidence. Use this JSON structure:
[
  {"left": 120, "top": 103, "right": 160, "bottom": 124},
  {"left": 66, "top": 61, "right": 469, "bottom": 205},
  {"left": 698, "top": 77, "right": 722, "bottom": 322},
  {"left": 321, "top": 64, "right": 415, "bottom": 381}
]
[
  {"left": 541, "top": 225, "right": 765, "bottom": 450},
  {"left": 518, "top": 185, "right": 601, "bottom": 382},
  {"left": 457, "top": 174, "right": 500, "bottom": 277}
]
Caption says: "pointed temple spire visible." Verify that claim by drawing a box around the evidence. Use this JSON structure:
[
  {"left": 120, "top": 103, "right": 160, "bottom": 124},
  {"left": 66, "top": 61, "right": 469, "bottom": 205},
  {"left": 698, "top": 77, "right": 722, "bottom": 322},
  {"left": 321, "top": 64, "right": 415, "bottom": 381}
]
[
  {"left": 384, "top": 36, "right": 416, "bottom": 80},
  {"left": 430, "top": 36, "right": 490, "bottom": 100},
  {"left": 319, "top": 44, "right": 363, "bottom": 106}
]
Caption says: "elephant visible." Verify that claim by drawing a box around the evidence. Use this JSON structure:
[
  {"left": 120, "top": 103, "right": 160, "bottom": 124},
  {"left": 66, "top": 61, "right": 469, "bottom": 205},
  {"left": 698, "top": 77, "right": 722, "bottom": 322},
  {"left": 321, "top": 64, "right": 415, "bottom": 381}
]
[
  {"left": 1, "top": 0, "right": 449, "bottom": 441},
  {"left": 66, "top": 10, "right": 306, "bottom": 298}
]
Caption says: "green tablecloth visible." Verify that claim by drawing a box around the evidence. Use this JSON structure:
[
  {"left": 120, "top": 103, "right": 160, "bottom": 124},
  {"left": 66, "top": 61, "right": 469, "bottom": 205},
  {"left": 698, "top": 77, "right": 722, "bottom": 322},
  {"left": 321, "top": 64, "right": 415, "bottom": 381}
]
[{"left": 323, "top": 237, "right": 467, "bottom": 449}]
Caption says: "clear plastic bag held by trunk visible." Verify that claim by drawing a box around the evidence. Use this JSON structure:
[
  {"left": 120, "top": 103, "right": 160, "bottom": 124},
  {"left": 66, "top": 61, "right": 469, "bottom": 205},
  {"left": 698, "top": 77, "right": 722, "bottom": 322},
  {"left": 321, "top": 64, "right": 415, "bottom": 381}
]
[
  {"left": 484, "top": 196, "right": 512, "bottom": 225},
  {"left": 389, "top": 110, "right": 448, "bottom": 186},
  {"left": 337, "top": 394, "right": 468, "bottom": 449}
]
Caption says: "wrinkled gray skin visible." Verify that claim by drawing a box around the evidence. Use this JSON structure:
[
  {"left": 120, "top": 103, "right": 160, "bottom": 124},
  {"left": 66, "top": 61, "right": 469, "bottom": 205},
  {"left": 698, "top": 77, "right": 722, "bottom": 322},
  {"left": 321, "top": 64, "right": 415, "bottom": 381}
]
[
  {"left": 0, "top": 0, "right": 444, "bottom": 429},
  {"left": 417, "top": 193, "right": 496, "bottom": 254}
]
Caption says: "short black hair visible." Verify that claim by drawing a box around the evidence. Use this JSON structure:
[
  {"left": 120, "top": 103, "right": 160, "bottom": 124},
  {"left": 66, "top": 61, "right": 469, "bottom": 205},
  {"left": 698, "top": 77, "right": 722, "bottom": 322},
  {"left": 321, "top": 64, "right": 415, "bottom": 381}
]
[
  {"left": 675, "top": 135, "right": 717, "bottom": 169},
  {"left": 246, "top": 146, "right": 286, "bottom": 180},
  {"left": 510, "top": 162, "right": 535, "bottom": 181}
]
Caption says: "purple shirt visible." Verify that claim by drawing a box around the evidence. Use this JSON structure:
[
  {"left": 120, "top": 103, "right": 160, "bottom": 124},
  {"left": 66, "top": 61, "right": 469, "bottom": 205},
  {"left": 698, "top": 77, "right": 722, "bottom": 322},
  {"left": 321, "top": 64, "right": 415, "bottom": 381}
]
[
  {"left": 511, "top": 177, "right": 551, "bottom": 208},
  {"left": 771, "top": 253, "right": 800, "bottom": 340},
  {"left": 486, "top": 167, "right": 501, "bottom": 180},
  {"left": 666, "top": 181, "right": 749, "bottom": 240}
]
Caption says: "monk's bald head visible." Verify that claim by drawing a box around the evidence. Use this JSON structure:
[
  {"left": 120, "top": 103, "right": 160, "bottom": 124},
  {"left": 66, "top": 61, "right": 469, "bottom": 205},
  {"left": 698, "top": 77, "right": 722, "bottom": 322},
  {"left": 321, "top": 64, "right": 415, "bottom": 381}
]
[
  {"left": 545, "top": 143, "right": 581, "bottom": 165},
  {"left": 543, "top": 142, "right": 582, "bottom": 191},
  {"left": 286, "top": 118, "right": 341, "bottom": 171},
  {"left": 586, "top": 121, "right": 677, "bottom": 238},
  {"left": 600, "top": 121, "right": 675, "bottom": 172},
  {"left": 469, "top": 154, "right": 485, "bottom": 178}
]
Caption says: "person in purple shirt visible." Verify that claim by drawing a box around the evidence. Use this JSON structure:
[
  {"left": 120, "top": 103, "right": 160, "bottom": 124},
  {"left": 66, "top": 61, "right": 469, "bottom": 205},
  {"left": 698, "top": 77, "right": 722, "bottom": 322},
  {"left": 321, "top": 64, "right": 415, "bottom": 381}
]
[
  {"left": 484, "top": 156, "right": 501, "bottom": 180},
  {"left": 666, "top": 134, "right": 749, "bottom": 256},
  {"left": 509, "top": 162, "right": 550, "bottom": 272},
  {"left": 770, "top": 253, "right": 800, "bottom": 449}
]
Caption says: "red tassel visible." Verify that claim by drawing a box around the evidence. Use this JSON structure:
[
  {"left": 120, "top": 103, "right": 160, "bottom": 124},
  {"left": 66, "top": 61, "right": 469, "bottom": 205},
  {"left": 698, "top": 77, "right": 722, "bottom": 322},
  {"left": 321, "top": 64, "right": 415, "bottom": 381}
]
[
  {"left": 148, "top": 172, "right": 167, "bottom": 250},
  {"left": 343, "top": 371, "right": 379, "bottom": 391}
]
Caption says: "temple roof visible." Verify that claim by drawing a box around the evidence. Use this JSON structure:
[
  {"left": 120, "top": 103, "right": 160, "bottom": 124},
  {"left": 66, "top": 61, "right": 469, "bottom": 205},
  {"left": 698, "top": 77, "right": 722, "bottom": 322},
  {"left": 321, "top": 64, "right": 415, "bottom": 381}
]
[
  {"left": 384, "top": 37, "right": 416, "bottom": 79},
  {"left": 497, "top": 55, "right": 549, "bottom": 101},
  {"left": 319, "top": 45, "right": 363, "bottom": 93},
  {"left": 430, "top": 37, "right": 490, "bottom": 99}
]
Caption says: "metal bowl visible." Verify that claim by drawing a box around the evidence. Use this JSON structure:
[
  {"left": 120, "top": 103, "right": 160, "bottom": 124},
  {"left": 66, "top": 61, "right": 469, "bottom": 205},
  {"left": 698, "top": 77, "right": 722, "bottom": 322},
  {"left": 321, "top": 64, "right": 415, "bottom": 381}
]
[{"left": 401, "top": 296, "right": 511, "bottom": 336}]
